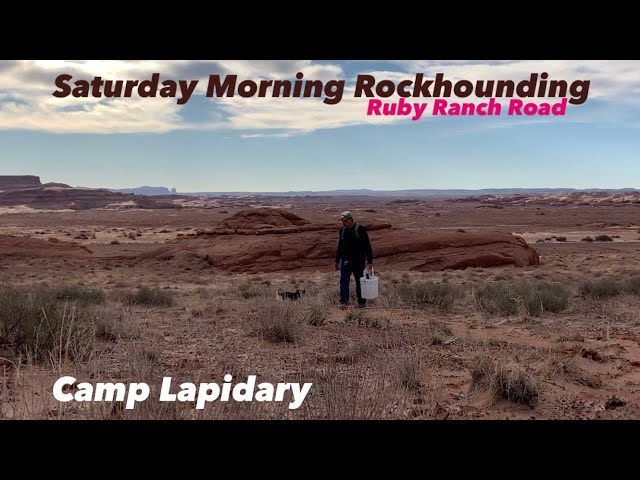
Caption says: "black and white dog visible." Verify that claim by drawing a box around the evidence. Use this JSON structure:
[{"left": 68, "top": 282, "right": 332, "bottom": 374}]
[{"left": 276, "top": 288, "right": 306, "bottom": 301}]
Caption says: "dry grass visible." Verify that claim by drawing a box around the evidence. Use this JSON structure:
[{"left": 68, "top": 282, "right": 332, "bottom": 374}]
[
  {"left": 251, "top": 300, "right": 302, "bottom": 343},
  {"left": 473, "top": 281, "right": 570, "bottom": 317},
  {"left": 329, "top": 337, "right": 378, "bottom": 364},
  {"left": 624, "top": 276, "right": 640, "bottom": 294},
  {"left": 51, "top": 285, "right": 106, "bottom": 305},
  {"left": 580, "top": 275, "right": 640, "bottom": 299},
  {"left": 122, "top": 286, "right": 175, "bottom": 307},
  {"left": 580, "top": 277, "right": 622, "bottom": 299},
  {"left": 0, "top": 285, "right": 101, "bottom": 365},
  {"left": 236, "top": 281, "right": 269, "bottom": 299},
  {"left": 394, "top": 350, "right": 422, "bottom": 390},
  {"left": 427, "top": 319, "right": 453, "bottom": 346},
  {"left": 305, "top": 302, "right": 327, "bottom": 327},
  {"left": 301, "top": 360, "right": 409, "bottom": 419},
  {"left": 390, "top": 282, "right": 460, "bottom": 311},
  {"left": 345, "top": 310, "right": 391, "bottom": 329},
  {"left": 4, "top": 256, "right": 639, "bottom": 419},
  {"left": 471, "top": 355, "right": 539, "bottom": 407},
  {"left": 94, "top": 304, "right": 140, "bottom": 342}
]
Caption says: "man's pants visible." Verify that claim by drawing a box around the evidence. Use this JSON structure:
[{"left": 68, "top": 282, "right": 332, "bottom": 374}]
[{"left": 339, "top": 259, "right": 366, "bottom": 305}]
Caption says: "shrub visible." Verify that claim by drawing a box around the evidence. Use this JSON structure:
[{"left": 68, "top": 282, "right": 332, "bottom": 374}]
[
  {"left": 94, "top": 305, "right": 140, "bottom": 342},
  {"left": 581, "top": 236, "right": 594, "bottom": 242},
  {"left": 0, "top": 285, "right": 96, "bottom": 364},
  {"left": 306, "top": 303, "right": 327, "bottom": 327},
  {"left": 594, "top": 235, "right": 613, "bottom": 242},
  {"left": 580, "top": 278, "right": 622, "bottom": 299},
  {"left": 252, "top": 301, "right": 301, "bottom": 343},
  {"left": 237, "top": 281, "right": 268, "bottom": 299},
  {"left": 393, "top": 282, "right": 460, "bottom": 311},
  {"left": 52, "top": 285, "right": 105, "bottom": 305},
  {"left": 623, "top": 276, "right": 640, "bottom": 294},
  {"left": 471, "top": 356, "right": 539, "bottom": 407},
  {"left": 395, "top": 352, "right": 422, "bottom": 390},
  {"left": 428, "top": 319, "right": 453, "bottom": 345},
  {"left": 123, "top": 287, "right": 175, "bottom": 307},
  {"left": 474, "top": 281, "right": 570, "bottom": 317},
  {"left": 345, "top": 310, "right": 390, "bottom": 329}
]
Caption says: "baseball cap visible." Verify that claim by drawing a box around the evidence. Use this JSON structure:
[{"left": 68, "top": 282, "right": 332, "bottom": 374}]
[{"left": 339, "top": 211, "right": 353, "bottom": 220}]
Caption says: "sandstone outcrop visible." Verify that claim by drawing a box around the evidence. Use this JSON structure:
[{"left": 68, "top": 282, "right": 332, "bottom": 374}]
[
  {"left": 0, "top": 235, "right": 92, "bottom": 257},
  {"left": 142, "top": 209, "right": 539, "bottom": 273}
]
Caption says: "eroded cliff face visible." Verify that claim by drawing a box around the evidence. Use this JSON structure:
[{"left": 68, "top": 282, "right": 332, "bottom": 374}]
[
  {"left": 0, "top": 175, "right": 42, "bottom": 191},
  {"left": 0, "top": 176, "right": 181, "bottom": 210}
]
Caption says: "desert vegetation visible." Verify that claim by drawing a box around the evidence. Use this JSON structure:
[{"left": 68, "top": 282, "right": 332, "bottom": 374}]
[
  {"left": 1, "top": 199, "right": 639, "bottom": 420},
  {"left": 2, "top": 265, "right": 639, "bottom": 419}
]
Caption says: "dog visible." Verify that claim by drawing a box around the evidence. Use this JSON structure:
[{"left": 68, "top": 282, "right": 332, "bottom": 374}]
[{"left": 276, "top": 288, "right": 305, "bottom": 301}]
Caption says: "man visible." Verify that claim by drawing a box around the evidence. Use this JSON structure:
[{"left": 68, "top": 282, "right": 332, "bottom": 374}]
[{"left": 334, "top": 211, "right": 373, "bottom": 308}]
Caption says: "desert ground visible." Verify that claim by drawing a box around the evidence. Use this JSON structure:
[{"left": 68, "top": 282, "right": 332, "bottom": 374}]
[{"left": 1, "top": 195, "right": 640, "bottom": 419}]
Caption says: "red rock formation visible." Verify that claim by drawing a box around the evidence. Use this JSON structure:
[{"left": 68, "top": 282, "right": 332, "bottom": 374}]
[
  {"left": 142, "top": 209, "right": 539, "bottom": 273},
  {"left": 0, "top": 235, "right": 92, "bottom": 257},
  {"left": 0, "top": 183, "right": 182, "bottom": 210},
  {"left": 217, "top": 208, "right": 310, "bottom": 230}
]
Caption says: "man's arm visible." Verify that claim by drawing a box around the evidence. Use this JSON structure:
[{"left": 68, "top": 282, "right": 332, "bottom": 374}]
[
  {"left": 361, "top": 227, "right": 373, "bottom": 264},
  {"left": 335, "top": 229, "right": 343, "bottom": 265}
]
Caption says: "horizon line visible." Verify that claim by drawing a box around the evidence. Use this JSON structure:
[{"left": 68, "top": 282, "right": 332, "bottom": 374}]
[{"left": 107, "top": 186, "right": 640, "bottom": 194}]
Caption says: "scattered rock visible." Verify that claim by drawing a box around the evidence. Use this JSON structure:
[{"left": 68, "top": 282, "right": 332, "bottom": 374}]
[
  {"left": 605, "top": 396, "right": 625, "bottom": 410},
  {"left": 580, "top": 348, "right": 604, "bottom": 363}
]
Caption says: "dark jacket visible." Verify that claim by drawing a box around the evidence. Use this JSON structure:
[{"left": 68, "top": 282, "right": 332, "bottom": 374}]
[{"left": 335, "top": 223, "right": 373, "bottom": 265}]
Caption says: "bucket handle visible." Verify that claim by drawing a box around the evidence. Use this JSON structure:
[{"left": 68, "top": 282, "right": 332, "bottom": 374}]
[{"left": 366, "top": 265, "right": 375, "bottom": 278}]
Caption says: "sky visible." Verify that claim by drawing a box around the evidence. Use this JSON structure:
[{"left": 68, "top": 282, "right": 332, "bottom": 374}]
[{"left": 1, "top": 60, "right": 639, "bottom": 192}]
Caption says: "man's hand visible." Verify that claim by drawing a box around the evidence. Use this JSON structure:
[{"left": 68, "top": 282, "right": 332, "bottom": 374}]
[{"left": 335, "top": 262, "right": 340, "bottom": 271}]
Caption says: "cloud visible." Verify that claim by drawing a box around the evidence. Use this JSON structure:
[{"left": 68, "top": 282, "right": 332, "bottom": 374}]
[
  {"left": 0, "top": 60, "right": 639, "bottom": 134},
  {"left": 240, "top": 132, "right": 303, "bottom": 139}
]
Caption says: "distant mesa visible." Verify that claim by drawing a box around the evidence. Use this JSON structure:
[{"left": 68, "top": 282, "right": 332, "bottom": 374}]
[
  {"left": 177, "top": 187, "right": 640, "bottom": 198},
  {"left": 109, "top": 186, "right": 177, "bottom": 196},
  {"left": 43, "top": 182, "right": 72, "bottom": 188},
  {"left": 449, "top": 191, "right": 640, "bottom": 207},
  {"left": 0, "top": 175, "right": 42, "bottom": 191},
  {"left": 0, "top": 175, "right": 182, "bottom": 210}
]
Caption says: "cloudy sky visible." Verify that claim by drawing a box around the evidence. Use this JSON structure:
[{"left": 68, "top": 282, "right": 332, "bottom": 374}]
[{"left": 1, "top": 60, "right": 639, "bottom": 191}]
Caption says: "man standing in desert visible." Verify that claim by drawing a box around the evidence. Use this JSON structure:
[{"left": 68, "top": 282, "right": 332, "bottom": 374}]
[{"left": 334, "top": 211, "right": 373, "bottom": 308}]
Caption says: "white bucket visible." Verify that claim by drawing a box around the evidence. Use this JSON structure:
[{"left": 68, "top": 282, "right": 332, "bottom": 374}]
[{"left": 360, "top": 267, "right": 379, "bottom": 299}]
